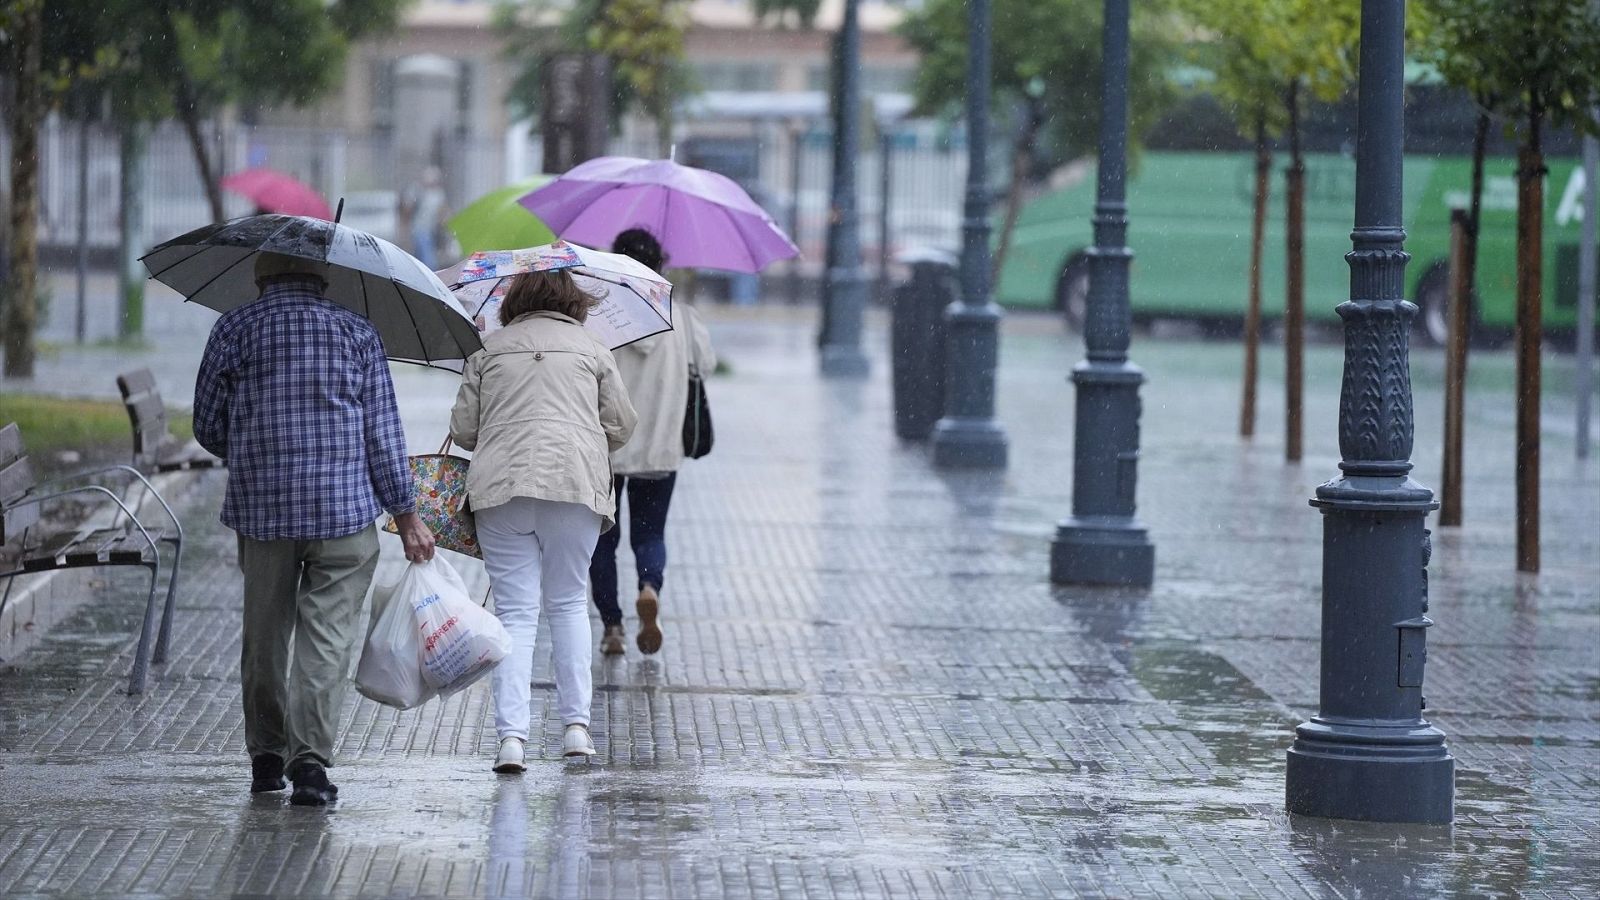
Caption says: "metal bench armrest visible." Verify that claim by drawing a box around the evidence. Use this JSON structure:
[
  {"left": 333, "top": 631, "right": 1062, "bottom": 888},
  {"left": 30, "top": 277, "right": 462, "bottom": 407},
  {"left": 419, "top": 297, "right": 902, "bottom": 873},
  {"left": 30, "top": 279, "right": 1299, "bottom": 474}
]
[
  {"left": 7, "top": 485, "right": 160, "bottom": 558},
  {"left": 32, "top": 465, "right": 183, "bottom": 539}
]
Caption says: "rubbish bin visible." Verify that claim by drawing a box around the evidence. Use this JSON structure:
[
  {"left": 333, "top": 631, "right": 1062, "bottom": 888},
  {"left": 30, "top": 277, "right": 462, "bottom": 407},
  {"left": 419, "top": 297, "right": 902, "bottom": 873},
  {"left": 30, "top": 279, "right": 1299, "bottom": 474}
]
[{"left": 890, "top": 248, "right": 958, "bottom": 441}]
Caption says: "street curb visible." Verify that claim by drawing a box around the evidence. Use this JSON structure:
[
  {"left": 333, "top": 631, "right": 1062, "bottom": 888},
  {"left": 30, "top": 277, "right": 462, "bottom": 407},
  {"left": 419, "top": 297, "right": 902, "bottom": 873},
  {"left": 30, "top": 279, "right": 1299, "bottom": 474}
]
[{"left": 0, "top": 469, "right": 213, "bottom": 665}]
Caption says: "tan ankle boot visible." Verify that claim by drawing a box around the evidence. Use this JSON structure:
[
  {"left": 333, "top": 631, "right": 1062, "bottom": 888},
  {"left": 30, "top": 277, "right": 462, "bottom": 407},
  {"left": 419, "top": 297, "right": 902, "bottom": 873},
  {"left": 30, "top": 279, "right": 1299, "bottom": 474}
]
[{"left": 635, "top": 585, "right": 662, "bottom": 654}]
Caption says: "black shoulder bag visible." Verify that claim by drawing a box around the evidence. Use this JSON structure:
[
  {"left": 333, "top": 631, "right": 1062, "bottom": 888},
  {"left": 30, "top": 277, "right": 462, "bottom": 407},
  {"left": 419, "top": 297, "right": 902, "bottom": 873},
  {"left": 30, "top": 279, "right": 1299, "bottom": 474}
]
[{"left": 682, "top": 365, "right": 714, "bottom": 459}]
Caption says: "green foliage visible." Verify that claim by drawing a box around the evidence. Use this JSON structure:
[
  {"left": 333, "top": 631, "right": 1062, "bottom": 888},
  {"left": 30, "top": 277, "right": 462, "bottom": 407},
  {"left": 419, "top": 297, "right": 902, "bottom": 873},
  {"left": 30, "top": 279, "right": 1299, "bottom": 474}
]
[
  {"left": 40, "top": 0, "right": 408, "bottom": 124},
  {"left": 587, "top": 0, "right": 690, "bottom": 134},
  {"left": 1175, "top": 0, "right": 1361, "bottom": 139},
  {"left": 1420, "top": 0, "right": 1600, "bottom": 136},
  {"left": 899, "top": 0, "right": 1180, "bottom": 170},
  {"left": 495, "top": 0, "right": 690, "bottom": 145},
  {"left": 0, "top": 393, "right": 191, "bottom": 472}
]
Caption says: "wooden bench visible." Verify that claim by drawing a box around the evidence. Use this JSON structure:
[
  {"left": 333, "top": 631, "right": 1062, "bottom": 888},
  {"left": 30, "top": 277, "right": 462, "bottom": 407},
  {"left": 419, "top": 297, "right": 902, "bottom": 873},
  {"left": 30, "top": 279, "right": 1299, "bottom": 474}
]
[
  {"left": 0, "top": 423, "right": 180, "bottom": 694},
  {"left": 117, "top": 369, "right": 223, "bottom": 473}
]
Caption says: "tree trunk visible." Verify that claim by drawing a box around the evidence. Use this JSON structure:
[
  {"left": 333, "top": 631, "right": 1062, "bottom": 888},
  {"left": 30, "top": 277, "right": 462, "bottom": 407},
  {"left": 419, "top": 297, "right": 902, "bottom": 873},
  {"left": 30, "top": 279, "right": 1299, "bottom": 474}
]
[
  {"left": 992, "top": 101, "right": 1041, "bottom": 284},
  {"left": 3, "top": 0, "right": 43, "bottom": 379},
  {"left": 1441, "top": 209, "right": 1469, "bottom": 527},
  {"left": 119, "top": 120, "right": 149, "bottom": 340},
  {"left": 1284, "top": 80, "right": 1306, "bottom": 462},
  {"left": 1241, "top": 114, "right": 1270, "bottom": 438},
  {"left": 170, "top": 59, "right": 226, "bottom": 223},
  {"left": 656, "top": 104, "right": 674, "bottom": 160},
  {"left": 1464, "top": 108, "right": 1489, "bottom": 327},
  {"left": 1514, "top": 104, "right": 1544, "bottom": 573},
  {"left": 1440, "top": 108, "right": 1490, "bottom": 527},
  {"left": 75, "top": 115, "right": 91, "bottom": 345}
]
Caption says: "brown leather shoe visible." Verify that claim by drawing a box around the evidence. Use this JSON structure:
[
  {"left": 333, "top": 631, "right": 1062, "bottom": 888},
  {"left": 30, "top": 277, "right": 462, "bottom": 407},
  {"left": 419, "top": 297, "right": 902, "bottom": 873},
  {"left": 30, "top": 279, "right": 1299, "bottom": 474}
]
[
  {"left": 600, "top": 624, "right": 626, "bottom": 655},
  {"left": 635, "top": 585, "right": 662, "bottom": 655}
]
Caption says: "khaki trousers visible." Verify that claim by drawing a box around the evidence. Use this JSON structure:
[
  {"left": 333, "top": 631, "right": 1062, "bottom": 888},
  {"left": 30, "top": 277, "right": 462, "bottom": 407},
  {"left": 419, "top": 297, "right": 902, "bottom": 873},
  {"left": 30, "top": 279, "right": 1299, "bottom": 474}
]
[{"left": 237, "top": 526, "right": 379, "bottom": 770}]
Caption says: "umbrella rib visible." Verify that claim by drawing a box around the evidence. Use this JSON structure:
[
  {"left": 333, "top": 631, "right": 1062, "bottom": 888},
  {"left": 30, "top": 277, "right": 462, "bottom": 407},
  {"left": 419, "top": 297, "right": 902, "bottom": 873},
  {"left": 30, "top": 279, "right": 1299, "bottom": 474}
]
[
  {"left": 141, "top": 245, "right": 197, "bottom": 279},
  {"left": 393, "top": 278, "right": 434, "bottom": 365},
  {"left": 166, "top": 248, "right": 257, "bottom": 305}
]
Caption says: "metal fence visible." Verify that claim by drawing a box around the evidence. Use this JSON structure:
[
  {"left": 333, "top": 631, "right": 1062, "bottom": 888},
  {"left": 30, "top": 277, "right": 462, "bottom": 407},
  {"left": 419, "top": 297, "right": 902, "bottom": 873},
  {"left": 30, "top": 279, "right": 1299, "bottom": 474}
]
[
  {"left": 22, "top": 116, "right": 512, "bottom": 253},
  {"left": 20, "top": 114, "right": 972, "bottom": 291}
]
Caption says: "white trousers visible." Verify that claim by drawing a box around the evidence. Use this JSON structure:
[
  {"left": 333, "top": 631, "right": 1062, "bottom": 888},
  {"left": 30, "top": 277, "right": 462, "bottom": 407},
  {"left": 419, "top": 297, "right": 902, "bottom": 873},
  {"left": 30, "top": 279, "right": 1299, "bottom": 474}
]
[{"left": 475, "top": 497, "right": 602, "bottom": 739}]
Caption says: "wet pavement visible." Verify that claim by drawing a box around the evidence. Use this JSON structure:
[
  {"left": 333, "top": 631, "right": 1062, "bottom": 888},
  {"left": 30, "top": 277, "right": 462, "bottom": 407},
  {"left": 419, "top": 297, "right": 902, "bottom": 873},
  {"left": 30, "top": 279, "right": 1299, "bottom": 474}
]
[{"left": 1, "top": 303, "right": 1597, "bottom": 898}]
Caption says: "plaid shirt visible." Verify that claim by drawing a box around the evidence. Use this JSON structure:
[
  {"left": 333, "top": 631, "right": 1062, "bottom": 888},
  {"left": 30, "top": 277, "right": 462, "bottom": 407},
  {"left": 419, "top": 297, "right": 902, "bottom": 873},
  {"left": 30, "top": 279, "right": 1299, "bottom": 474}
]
[{"left": 193, "top": 278, "right": 416, "bottom": 540}]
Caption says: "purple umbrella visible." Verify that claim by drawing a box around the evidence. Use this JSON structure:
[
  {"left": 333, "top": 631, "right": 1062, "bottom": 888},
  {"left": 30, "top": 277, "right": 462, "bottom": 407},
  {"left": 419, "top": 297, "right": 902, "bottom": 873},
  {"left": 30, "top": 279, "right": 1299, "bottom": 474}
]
[{"left": 519, "top": 156, "right": 799, "bottom": 274}]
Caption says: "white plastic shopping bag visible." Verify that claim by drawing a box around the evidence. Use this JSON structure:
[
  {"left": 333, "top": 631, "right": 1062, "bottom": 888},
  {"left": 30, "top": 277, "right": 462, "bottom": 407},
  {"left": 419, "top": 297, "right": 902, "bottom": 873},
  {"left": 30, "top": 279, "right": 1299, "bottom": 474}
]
[
  {"left": 407, "top": 556, "right": 513, "bottom": 696},
  {"left": 355, "top": 577, "right": 437, "bottom": 709}
]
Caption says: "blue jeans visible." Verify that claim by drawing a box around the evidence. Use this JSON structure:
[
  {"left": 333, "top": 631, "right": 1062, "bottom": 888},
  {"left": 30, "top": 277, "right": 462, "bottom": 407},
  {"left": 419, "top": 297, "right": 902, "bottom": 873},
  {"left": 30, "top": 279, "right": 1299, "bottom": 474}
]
[{"left": 589, "top": 474, "right": 677, "bottom": 627}]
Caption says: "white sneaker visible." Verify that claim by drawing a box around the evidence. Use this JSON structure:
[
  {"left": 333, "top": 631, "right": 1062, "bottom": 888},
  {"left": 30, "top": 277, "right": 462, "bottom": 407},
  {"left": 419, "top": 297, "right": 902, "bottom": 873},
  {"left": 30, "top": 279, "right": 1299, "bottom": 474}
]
[
  {"left": 562, "top": 724, "right": 595, "bottom": 758},
  {"left": 493, "top": 737, "right": 527, "bottom": 774}
]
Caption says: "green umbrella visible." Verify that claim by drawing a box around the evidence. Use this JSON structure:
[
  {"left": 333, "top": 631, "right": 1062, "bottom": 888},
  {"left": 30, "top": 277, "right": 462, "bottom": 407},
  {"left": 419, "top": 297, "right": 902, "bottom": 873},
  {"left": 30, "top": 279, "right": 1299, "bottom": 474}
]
[{"left": 447, "top": 176, "right": 556, "bottom": 255}]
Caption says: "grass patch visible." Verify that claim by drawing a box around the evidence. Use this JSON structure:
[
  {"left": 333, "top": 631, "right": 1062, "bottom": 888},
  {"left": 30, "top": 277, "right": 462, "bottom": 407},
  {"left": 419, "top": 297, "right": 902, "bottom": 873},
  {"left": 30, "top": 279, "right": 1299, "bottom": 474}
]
[{"left": 0, "top": 394, "right": 192, "bottom": 468}]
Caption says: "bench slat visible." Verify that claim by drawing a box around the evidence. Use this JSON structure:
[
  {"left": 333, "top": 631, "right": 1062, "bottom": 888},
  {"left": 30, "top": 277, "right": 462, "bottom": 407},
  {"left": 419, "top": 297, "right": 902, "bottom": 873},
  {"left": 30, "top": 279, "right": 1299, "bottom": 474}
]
[
  {"left": 21, "top": 529, "right": 91, "bottom": 571},
  {"left": 117, "top": 369, "right": 158, "bottom": 398},
  {"left": 108, "top": 529, "right": 161, "bottom": 564},
  {"left": 0, "top": 456, "right": 36, "bottom": 506},
  {"left": 0, "top": 423, "right": 23, "bottom": 468},
  {"left": 63, "top": 528, "right": 129, "bottom": 566},
  {"left": 125, "top": 393, "right": 168, "bottom": 429},
  {"left": 156, "top": 440, "right": 220, "bottom": 469}
]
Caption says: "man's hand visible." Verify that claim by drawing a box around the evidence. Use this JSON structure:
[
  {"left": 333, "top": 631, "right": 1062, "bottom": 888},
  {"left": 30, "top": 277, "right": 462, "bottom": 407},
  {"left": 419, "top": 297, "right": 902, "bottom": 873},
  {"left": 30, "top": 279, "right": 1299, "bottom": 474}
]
[{"left": 394, "top": 512, "right": 436, "bottom": 563}]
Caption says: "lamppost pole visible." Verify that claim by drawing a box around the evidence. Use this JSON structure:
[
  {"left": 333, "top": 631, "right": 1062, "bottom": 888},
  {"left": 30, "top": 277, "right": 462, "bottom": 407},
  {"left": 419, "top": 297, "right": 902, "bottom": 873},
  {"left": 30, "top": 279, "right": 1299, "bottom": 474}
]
[
  {"left": 819, "top": 0, "right": 869, "bottom": 377},
  {"left": 1284, "top": 0, "right": 1454, "bottom": 824},
  {"left": 931, "top": 0, "right": 1009, "bottom": 469},
  {"left": 1049, "top": 0, "right": 1153, "bottom": 585}
]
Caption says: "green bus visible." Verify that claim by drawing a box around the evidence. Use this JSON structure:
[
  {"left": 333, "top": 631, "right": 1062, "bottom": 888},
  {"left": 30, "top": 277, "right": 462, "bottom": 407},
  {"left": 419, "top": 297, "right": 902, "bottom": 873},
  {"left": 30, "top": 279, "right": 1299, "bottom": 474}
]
[{"left": 995, "top": 95, "right": 1595, "bottom": 346}]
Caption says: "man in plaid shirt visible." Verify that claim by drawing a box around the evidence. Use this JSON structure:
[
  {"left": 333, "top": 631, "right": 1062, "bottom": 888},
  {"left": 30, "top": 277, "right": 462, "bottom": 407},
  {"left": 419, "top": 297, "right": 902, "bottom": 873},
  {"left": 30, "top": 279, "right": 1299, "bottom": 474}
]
[{"left": 194, "top": 252, "right": 434, "bottom": 807}]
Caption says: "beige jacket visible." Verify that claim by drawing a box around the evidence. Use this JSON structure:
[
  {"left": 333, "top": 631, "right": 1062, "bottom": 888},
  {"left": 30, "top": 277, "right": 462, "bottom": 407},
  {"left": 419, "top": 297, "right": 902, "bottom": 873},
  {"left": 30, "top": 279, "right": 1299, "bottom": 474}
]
[
  {"left": 449, "top": 311, "right": 637, "bottom": 529},
  {"left": 610, "top": 303, "right": 717, "bottom": 476}
]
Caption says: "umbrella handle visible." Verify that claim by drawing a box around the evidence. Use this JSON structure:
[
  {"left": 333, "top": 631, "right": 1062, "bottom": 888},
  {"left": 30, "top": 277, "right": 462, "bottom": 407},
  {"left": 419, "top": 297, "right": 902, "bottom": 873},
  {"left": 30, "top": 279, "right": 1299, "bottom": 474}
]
[{"left": 334, "top": 197, "right": 344, "bottom": 224}]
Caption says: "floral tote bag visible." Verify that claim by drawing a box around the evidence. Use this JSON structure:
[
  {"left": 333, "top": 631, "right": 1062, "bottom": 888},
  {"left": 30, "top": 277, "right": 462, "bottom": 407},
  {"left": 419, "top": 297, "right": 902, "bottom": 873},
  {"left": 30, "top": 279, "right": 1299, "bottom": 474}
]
[{"left": 383, "top": 438, "right": 480, "bottom": 559}]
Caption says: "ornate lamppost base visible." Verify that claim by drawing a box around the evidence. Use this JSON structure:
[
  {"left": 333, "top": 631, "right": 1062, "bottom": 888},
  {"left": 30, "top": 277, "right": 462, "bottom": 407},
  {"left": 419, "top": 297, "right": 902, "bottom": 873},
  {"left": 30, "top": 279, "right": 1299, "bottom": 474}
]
[
  {"left": 931, "top": 301, "right": 1008, "bottom": 468},
  {"left": 930, "top": 418, "right": 1008, "bottom": 468},
  {"left": 1286, "top": 719, "right": 1454, "bottom": 824},
  {"left": 820, "top": 266, "right": 871, "bottom": 378},
  {"left": 1050, "top": 518, "right": 1154, "bottom": 586},
  {"left": 819, "top": 345, "right": 870, "bottom": 378}
]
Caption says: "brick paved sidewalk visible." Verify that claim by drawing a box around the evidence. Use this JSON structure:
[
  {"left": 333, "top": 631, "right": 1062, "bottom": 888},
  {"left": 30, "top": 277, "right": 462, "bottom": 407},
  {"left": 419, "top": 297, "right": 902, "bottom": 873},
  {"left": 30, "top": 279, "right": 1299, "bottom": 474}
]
[{"left": 1, "top": 308, "right": 1596, "bottom": 899}]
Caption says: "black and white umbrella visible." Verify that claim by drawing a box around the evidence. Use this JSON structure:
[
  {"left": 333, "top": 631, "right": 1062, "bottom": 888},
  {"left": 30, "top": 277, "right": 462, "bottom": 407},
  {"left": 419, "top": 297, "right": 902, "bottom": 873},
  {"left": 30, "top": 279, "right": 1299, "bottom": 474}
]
[{"left": 141, "top": 215, "right": 483, "bottom": 370}]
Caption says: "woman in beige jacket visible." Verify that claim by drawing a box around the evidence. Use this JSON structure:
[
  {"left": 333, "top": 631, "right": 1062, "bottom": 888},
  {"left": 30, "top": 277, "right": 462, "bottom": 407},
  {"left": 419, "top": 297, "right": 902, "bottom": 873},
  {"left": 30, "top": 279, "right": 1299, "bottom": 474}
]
[
  {"left": 589, "top": 229, "right": 717, "bottom": 657},
  {"left": 450, "top": 270, "right": 636, "bottom": 771}
]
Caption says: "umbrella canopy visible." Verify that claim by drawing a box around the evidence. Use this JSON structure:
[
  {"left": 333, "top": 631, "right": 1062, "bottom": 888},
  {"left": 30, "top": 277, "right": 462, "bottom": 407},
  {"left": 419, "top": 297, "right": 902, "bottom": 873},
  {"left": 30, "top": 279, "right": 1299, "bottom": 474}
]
[
  {"left": 141, "top": 215, "right": 482, "bottom": 370},
  {"left": 438, "top": 241, "right": 673, "bottom": 350},
  {"left": 219, "top": 168, "right": 334, "bottom": 220},
  {"left": 448, "top": 176, "right": 557, "bottom": 255},
  {"left": 520, "top": 156, "right": 799, "bottom": 274}
]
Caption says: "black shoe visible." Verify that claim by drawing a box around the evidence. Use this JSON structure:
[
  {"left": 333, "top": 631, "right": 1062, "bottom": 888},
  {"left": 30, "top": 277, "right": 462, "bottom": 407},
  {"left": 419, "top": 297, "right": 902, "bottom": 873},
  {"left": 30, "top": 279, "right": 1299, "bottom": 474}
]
[
  {"left": 289, "top": 763, "right": 339, "bottom": 806},
  {"left": 250, "top": 754, "right": 287, "bottom": 793}
]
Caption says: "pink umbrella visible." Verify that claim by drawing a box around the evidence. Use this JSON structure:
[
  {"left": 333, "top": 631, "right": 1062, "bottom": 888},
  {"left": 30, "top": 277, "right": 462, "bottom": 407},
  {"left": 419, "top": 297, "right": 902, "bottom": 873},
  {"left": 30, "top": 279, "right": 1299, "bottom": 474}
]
[
  {"left": 220, "top": 167, "right": 334, "bottom": 220},
  {"left": 520, "top": 156, "right": 799, "bottom": 274}
]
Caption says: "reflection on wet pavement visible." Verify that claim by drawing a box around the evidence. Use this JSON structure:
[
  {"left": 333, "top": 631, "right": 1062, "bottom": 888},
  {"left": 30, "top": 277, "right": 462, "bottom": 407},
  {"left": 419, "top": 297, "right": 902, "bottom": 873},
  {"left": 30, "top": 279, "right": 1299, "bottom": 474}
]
[{"left": 1, "top": 310, "right": 1595, "bottom": 897}]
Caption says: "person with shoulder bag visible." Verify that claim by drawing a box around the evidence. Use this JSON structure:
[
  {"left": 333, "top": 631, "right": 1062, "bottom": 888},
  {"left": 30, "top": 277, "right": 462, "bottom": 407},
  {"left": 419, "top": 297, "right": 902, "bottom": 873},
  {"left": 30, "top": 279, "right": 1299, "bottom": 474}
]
[
  {"left": 449, "top": 270, "right": 637, "bottom": 772},
  {"left": 589, "top": 228, "right": 717, "bottom": 657}
]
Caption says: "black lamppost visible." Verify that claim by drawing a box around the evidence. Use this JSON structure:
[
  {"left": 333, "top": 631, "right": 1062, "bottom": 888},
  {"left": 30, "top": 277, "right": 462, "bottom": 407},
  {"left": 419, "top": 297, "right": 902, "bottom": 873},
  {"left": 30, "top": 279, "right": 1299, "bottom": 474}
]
[
  {"left": 1049, "top": 0, "right": 1154, "bottom": 586},
  {"left": 819, "top": 0, "right": 869, "bottom": 377},
  {"left": 930, "top": 0, "right": 1008, "bottom": 469},
  {"left": 1284, "top": 0, "right": 1454, "bottom": 824}
]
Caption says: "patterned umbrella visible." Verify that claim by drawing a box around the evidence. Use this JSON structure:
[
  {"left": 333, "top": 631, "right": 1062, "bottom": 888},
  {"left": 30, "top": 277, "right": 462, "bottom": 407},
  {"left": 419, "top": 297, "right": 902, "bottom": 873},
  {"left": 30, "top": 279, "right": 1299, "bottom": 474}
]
[
  {"left": 141, "top": 214, "right": 482, "bottom": 370},
  {"left": 437, "top": 241, "right": 673, "bottom": 350}
]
